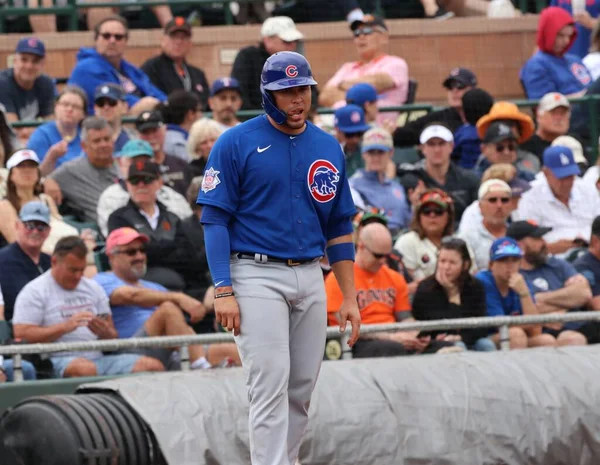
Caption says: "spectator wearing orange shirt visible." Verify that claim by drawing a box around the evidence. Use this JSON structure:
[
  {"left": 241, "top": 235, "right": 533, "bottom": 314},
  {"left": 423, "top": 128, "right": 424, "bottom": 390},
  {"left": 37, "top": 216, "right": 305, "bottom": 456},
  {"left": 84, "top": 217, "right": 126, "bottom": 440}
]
[{"left": 325, "top": 222, "right": 424, "bottom": 357}]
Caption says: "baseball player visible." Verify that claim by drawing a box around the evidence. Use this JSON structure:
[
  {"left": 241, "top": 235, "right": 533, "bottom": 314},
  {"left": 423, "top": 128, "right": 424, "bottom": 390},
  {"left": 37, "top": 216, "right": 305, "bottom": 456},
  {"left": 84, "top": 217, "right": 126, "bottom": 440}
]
[{"left": 196, "top": 51, "right": 361, "bottom": 465}]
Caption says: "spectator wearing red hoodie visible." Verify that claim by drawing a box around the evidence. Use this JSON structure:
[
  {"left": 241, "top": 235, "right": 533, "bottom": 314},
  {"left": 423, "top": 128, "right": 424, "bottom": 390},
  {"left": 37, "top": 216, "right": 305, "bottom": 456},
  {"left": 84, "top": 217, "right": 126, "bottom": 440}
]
[{"left": 520, "top": 7, "right": 593, "bottom": 100}]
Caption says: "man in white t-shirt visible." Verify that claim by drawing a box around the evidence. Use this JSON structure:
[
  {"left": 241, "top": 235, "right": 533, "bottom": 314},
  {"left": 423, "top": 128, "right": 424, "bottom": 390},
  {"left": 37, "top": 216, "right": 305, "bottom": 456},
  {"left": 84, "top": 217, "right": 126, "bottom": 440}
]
[{"left": 12, "top": 236, "right": 164, "bottom": 378}]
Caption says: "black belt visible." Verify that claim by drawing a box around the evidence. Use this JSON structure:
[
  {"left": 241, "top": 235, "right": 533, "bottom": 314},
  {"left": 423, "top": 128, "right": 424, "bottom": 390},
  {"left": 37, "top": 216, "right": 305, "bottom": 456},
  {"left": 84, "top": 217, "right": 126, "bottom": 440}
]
[{"left": 235, "top": 253, "right": 317, "bottom": 267}]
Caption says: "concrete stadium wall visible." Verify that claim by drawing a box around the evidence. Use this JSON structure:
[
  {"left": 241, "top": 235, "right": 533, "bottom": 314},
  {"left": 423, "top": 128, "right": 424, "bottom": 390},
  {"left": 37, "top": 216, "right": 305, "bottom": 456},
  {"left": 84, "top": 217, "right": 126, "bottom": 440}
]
[{"left": 0, "top": 16, "right": 538, "bottom": 104}]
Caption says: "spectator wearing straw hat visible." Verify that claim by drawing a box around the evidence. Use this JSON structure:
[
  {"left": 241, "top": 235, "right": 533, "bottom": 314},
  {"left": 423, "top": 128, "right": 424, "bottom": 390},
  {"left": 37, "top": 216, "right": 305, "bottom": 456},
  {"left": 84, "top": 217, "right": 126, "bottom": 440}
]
[
  {"left": 517, "top": 145, "right": 600, "bottom": 254},
  {"left": 349, "top": 127, "right": 411, "bottom": 234}
]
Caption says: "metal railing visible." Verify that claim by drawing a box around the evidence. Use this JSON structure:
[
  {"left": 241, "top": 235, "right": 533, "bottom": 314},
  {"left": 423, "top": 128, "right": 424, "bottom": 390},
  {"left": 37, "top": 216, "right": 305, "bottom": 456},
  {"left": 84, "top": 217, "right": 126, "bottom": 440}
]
[{"left": 3, "top": 311, "right": 600, "bottom": 382}]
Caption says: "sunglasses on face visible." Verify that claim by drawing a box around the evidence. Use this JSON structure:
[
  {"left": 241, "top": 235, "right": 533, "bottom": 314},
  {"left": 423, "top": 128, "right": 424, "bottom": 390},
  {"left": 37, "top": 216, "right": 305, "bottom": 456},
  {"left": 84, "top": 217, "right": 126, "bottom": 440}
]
[
  {"left": 447, "top": 82, "right": 467, "bottom": 91},
  {"left": 99, "top": 32, "right": 126, "bottom": 41},
  {"left": 365, "top": 244, "right": 390, "bottom": 259},
  {"left": 128, "top": 176, "right": 156, "bottom": 185},
  {"left": 495, "top": 143, "right": 517, "bottom": 152},
  {"left": 353, "top": 27, "right": 376, "bottom": 37},
  {"left": 96, "top": 98, "right": 118, "bottom": 108},
  {"left": 344, "top": 131, "right": 365, "bottom": 139},
  {"left": 420, "top": 206, "right": 446, "bottom": 216},
  {"left": 118, "top": 246, "right": 146, "bottom": 257},
  {"left": 23, "top": 222, "right": 49, "bottom": 232},
  {"left": 487, "top": 196, "right": 511, "bottom": 204}
]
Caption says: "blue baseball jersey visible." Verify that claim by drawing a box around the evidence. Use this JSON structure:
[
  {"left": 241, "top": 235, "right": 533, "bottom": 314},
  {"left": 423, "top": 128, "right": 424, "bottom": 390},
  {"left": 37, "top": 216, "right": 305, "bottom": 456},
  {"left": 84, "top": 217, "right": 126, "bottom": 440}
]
[
  {"left": 196, "top": 115, "right": 356, "bottom": 260},
  {"left": 520, "top": 51, "right": 592, "bottom": 99}
]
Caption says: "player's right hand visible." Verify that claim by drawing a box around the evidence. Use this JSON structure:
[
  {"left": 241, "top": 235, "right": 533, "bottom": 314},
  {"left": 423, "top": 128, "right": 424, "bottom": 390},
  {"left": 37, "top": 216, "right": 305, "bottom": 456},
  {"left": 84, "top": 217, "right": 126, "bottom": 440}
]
[{"left": 215, "top": 296, "right": 241, "bottom": 336}]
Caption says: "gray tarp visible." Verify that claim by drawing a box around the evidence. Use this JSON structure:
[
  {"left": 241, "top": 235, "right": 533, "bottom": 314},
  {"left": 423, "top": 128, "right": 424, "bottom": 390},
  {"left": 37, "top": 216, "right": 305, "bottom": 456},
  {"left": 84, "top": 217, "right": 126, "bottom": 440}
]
[{"left": 80, "top": 346, "right": 600, "bottom": 465}]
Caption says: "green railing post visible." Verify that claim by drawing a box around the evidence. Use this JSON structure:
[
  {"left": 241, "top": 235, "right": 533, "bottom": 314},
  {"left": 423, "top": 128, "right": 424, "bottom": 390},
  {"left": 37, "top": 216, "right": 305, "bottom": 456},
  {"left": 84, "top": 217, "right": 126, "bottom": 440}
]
[
  {"left": 223, "top": 1, "right": 234, "bottom": 25},
  {"left": 68, "top": 0, "right": 78, "bottom": 31},
  {"left": 374, "top": 0, "right": 385, "bottom": 17}
]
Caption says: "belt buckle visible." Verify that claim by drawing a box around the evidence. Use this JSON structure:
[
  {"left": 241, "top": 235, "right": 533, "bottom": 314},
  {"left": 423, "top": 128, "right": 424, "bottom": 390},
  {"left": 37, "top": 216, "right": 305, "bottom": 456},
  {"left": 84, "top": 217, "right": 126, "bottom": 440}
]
[{"left": 286, "top": 259, "right": 301, "bottom": 267}]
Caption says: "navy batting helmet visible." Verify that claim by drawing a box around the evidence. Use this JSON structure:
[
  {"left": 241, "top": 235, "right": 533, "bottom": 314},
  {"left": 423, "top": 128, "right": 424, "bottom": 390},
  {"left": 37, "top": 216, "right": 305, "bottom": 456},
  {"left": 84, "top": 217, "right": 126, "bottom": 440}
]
[{"left": 260, "top": 51, "right": 318, "bottom": 125}]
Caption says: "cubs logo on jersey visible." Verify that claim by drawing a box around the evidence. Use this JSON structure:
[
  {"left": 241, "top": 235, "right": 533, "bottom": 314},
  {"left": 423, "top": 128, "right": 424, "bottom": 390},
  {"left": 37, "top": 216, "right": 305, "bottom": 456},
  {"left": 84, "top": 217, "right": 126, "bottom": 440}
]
[
  {"left": 201, "top": 167, "right": 221, "bottom": 193},
  {"left": 307, "top": 160, "right": 340, "bottom": 203},
  {"left": 571, "top": 62, "right": 591, "bottom": 85}
]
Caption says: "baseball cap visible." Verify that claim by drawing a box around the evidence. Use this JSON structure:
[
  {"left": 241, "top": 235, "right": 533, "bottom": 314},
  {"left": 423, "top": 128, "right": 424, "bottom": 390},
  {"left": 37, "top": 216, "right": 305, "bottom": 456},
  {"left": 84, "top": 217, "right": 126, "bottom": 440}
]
[
  {"left": 443, "top": 67, "right": 477, "bottom": 89},
  {"left": 482, "top": 121, "right": 517, "bottom": 144},
  {"left": 418, "top": 189, "right": 452, "bottom": 209},
  {"left": 508, "top": 177, "right": 531, "bottom": 197},
  {"left": 359, "top": 211, "right": 388, "bottom": 226},
  {"left": 128, "top": 160, "right": 160, "bottom": 179},
  {"left": 552, "top": 135, "right": 587, "bottom": 165},
  {"left": 350, "top": 14, "right": 388, "bottom": 32},
  {"left": 419, "top": 124, "right": 454, "bottom": 144},
  {"left": 506, "top": 220, "right": 552, "bottom": 241},
  {"left": 489, "top": 237, "right": 523, "bottom": 261},
  {"left": 94, "top": 83, "right": 125, "bottom": 103},
  {"left": 164, "top": 16, "right": 192, "bottom": 36},
  {"left": 261, "top": 16, "right": 304, "bottom": 42},
  {"left": 210, "top": 77, "right": 241, "bottom": 97},
  {"left": 7, "top": 149, "right": 40, "bottom": 170},
  {"left": 538, "top": 92, "right": 570, "bottom": 112},
  {"left": 15, "top": 37, "right": 45, "bottom": 57},
  {"left": 19, "top": 200, "right": 50, "bottom": 225},
  {"left": 135, "top": 111, "right": 164, "bottom": 132},
  {"left": 106, "top": 227, "right": 149, "bottom": 255},
  {"left": 346, "top": 83, "right": 378, "bottom": 107},
  {"left": 543, "top": 145, "right": 580, "bottom": 179},
  {"left": 361, "top": 127, "right": 393, "bottom": 153},
  {"left": 334, "top": 104, "right": 371, "bottom": 133},
  {"left": 117, "top": 139, "right": 154, "bottom": 159},
  {"left": 477, "top": 179, "right": 512, "bottom": 200}
]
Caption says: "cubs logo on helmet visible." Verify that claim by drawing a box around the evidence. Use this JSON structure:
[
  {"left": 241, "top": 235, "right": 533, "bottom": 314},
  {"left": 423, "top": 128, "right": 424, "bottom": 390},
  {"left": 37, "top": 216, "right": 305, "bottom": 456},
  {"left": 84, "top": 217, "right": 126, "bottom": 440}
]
[
  {"left": 307, "top": 160, "right": 340, "bottom": 203},
  {"left": 285, "top": 65, "right": 299, "bottom": 78}
]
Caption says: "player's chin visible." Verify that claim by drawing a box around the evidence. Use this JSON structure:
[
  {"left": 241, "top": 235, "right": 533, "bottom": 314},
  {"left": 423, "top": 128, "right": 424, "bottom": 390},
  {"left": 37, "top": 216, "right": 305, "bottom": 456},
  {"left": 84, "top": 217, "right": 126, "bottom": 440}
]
[{"left": 286, "top": 113, "right": 307, "bottom": 127}]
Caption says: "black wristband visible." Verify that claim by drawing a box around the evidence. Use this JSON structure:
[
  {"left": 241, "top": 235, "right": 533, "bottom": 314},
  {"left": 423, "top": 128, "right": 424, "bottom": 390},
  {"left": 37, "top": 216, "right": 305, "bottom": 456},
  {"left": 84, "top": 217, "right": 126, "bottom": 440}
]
[{"left": 215, "top": 291, "right": 235, "bottom": 299}]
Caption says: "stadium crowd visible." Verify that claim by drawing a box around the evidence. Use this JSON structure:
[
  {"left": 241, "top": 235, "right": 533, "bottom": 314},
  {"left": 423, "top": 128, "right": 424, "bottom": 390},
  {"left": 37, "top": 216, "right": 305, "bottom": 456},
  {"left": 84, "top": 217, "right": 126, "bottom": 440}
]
[{"left": 3, "top": 6, "right": 600, "bottom": 383}]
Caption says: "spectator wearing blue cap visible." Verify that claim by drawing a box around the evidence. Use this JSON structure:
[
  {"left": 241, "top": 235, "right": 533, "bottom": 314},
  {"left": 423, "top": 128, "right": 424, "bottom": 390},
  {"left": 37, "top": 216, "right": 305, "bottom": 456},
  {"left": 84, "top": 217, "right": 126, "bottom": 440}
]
[
  {"left": 0, "top": 37, "right": 56, "bottom": 144},
  {"left": 475, "top": 237, "right": 555, "bottom": 349},
  {"left": 93, "top": 84, "right": 133, "bottom": 152},
  {"left": 517, "top": 145, "right": 600, "bottom": 255},
  {"left": 345, "top": 83, "right": 379, "bottom": 123},
  {"left": 68, "top": 16, "right": 167, "bottom": 116},
  {"left": 209, "top": 78, "right": 242, "bottom": 132},
  {"left": 141, "top": 17, "right": 210, "bottom": 111},
  {"left": 334, "top": 104, "right": 371, "bottom": 177},
  {"left": 349, "top": 127, "right": 411, "bottom": 234},
  {"left": 97, "top": 139, "right": 192, "bottom": 239}
]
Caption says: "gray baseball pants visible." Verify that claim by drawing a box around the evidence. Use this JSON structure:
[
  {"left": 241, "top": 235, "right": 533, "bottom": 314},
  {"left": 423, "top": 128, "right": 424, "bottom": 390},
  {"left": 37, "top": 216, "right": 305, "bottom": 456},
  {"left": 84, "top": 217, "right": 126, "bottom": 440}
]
[{"left": 230, "top": 255, "right": 327, "bottom": 465}]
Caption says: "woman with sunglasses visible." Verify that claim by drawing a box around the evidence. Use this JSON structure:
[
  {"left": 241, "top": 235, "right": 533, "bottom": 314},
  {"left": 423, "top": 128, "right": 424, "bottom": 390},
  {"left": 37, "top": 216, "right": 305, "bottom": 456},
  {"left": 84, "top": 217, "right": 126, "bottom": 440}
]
[
  {"left": 0, "top": 149, "right": 96, "bottom": 255},
  {"left": 394, "top": 189, "right": 461, "bottom": 292},
  {"left": 411, "top": 237, "right": 495, "bottom": 352},
  {"left": 26, "top": 86, "right": 87, "bottom": 176}
]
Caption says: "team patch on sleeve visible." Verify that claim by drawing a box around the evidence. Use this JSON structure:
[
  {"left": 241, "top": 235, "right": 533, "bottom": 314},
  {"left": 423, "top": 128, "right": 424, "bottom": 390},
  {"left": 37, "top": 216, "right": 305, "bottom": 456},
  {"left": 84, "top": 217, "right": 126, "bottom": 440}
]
[
  {"left": 201, "top": 167, "right": 221, "bottom": 193},
  {"left": 307, "top": 159, "right": 340, "bottom": 203}
]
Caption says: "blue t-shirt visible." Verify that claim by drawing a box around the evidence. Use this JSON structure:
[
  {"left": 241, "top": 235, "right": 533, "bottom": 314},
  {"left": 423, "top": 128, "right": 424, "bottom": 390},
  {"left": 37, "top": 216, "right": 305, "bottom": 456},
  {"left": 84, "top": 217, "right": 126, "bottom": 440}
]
[
  {"left": 573, "top": 251, "right": 600, "bottom": 296},
  {"left": 476, "top": 269, "right": 535, "bottom": 318},
  {"left": 26, "top": 121, "right": 82, "bottom": 168},
  {"left": 114, "top": 129, "right": 130, "bottom": 153},
  {"left": 520, "top": 51, "right": 592, "bottom": 99},
  {"left": 93, "top": 272, "right": 167, "bottom": 338},
  {"left": 349, "top": 169, "right": 411, "bottom": 231},
  {"left": 551, "top": 0, "right": 600, "bottom": 59},
  {"left": 452, "top": 123, "right": 481, "bottom": 169}
]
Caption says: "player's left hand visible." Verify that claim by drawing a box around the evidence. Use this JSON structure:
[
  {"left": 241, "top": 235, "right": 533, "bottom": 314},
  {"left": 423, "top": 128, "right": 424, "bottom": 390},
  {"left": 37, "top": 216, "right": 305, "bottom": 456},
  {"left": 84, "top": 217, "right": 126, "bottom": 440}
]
[{"left": 338, "top": 299, "right": 361, "bottom": 347}]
